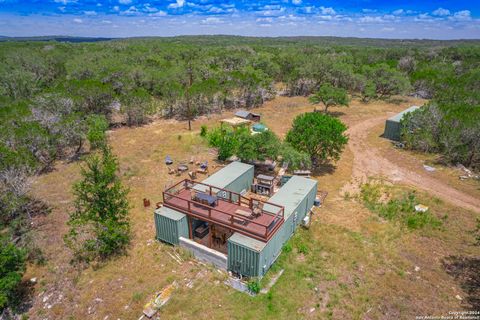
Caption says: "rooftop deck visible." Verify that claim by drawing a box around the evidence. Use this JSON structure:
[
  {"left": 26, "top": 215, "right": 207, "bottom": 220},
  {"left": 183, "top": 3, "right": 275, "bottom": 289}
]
[{"left": 163, "top": 179, "right": 284, "bottom": 242}]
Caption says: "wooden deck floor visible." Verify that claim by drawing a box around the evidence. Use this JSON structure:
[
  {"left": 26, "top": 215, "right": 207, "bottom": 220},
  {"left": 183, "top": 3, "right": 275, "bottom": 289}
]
[{"left": 165, "top": 189, "right": 279, "bottom": 239}]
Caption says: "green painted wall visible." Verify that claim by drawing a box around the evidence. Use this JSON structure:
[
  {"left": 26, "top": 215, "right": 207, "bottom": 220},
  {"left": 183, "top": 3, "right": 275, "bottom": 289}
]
[
  {"left": 228, "top": 176, "right": 318, "bottom": 278},
  {"left": 154, "top": 207, "right": 189, "bottom": 245},
  {"left": 383, "top": 105, "right": 420, "bottom": 141}
]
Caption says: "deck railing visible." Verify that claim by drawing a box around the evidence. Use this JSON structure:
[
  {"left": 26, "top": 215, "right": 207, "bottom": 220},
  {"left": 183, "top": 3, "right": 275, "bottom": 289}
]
[{"left": 162, "top": 179, "right": 284, "bottom": 242}]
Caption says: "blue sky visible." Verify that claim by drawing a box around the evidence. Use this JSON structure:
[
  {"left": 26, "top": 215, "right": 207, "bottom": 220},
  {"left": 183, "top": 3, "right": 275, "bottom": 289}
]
[{"left": 0, "top": 0, "right": 479, "bottom": 39}]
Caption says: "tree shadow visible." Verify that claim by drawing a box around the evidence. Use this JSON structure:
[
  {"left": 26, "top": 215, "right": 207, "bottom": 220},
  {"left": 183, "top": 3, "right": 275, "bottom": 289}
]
[
  {"left": 328, "top": 111, "right": 346, "bottom": 118},
  {"left": 312, "top": 163, "right": 336, "bottom": 176},
  {"left": 8, "top": 279, "right": 36, "bottom": 316},
  {"left": 442, "top": 255, "right": 480, "bottom": 310}
]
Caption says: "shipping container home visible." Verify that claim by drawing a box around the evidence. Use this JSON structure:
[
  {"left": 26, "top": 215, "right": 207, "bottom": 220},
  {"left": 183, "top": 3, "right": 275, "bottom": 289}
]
[
  {"left": 194, "top": 161, "right": 254, "bottom": 202},
  {"left": 154, "top": 206, "right": 189, "bottom": 245},
  {"left": 227, "top": 176, "right": 317, "bottom": 277},
  {"left": 383, "top": 105, "right": 420, "bottom": 141},
  {"left": 155, "top": 161, "right": 318, "bottom": 279}
]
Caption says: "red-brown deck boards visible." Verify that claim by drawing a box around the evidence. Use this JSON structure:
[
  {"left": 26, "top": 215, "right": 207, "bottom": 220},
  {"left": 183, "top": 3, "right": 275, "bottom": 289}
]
[{"left": 165, "top": 189, "right": 280, "bottom": 240}]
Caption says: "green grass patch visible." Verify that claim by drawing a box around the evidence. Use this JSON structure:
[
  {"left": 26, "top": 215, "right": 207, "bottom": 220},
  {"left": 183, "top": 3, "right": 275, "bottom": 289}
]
[{"left": 360, "top": 182, "right": 443, "bottom": 230}]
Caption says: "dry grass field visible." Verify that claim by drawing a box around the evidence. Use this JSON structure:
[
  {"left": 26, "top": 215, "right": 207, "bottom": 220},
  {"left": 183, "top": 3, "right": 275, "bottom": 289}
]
[{"left": 26, "top": 96, "right": 479, "bottom": 319}]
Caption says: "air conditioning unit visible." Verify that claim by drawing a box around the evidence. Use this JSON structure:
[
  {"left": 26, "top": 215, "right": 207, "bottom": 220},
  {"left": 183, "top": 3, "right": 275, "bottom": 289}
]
[{"left": 301, "top": 215, "right": 310, "bottom": 228}]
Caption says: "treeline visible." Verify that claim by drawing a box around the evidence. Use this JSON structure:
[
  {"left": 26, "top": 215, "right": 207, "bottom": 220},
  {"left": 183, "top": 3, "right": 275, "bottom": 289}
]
[{"left": 401, "top": 48, "right": 480, "bottom": 170}]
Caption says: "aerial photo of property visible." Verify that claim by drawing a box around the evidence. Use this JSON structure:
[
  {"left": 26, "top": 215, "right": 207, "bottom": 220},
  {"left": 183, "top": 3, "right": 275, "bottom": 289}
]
[{"left": 0, "top": 0, "right": 479, "bottom": 319}]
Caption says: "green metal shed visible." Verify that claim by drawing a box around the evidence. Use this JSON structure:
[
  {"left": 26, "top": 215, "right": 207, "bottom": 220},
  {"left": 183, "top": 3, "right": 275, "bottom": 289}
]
[
  {"left": 154, "top": 206, "right": 189, "bottom": 245},
  {"left": 227, "top": 176, "right": 318, "bottom": 277},
  {"left": 195, "top": 161, "right": 254, "bottom": 201},
  {"left": 383, "top": 105, "right": 420, "bottom": 141}
]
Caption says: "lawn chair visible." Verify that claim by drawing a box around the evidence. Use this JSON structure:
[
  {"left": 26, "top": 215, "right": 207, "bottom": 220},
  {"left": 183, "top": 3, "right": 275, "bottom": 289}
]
[
  {"left": 196, "top": 167, "right": 208, "bottom": 174},
  {"left": 168, "top": 167, "right": 177, "bottom": 175},
  {"left": 251, "top": 202, "right": 263, "bottom": 218},
  {"left": 188, "top": 171, "right": 197, "bottom": 180}
]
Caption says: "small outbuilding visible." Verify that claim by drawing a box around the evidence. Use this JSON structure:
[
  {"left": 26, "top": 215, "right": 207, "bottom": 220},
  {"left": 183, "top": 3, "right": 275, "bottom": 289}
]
[
  {"left": 220, "top": 117, "right": 251, "bottom": 128},
  {"left": 235, "top": 110, "right": 261, "bottom": 122},
  {"left": 383, "top": 105, "right": 420, "bottom": 141}
]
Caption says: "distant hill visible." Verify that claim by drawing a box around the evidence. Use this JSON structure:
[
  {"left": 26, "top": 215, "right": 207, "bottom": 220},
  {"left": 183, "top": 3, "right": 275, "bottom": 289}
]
[
  {"left": 0, "top": 36, "right": 115, "bottom": 43},
  {"left": 0, "top": 35, "right": 479, "bottom": 47}
]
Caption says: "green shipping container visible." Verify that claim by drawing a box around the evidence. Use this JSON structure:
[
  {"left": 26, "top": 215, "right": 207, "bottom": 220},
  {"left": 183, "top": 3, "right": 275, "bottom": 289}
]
[
  {"left": 227, "top": 233, "right": 265, "bottom": 277},
  {"left": 383, "top": 105, "right": 420, "bottom": 141},
  {"left": 154, "top": 206, "right": 189, "bottom": 245},
  {"left": 228, "top": 176, "right": 318, "bottom": 277},
  {"left": 195, "top": 161, "right": 254, "bottom": 202}
]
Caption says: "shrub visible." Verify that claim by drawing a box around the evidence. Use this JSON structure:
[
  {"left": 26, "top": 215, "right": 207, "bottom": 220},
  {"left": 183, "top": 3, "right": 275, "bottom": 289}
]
[
  {"left": 200, "top": 125, "right": 208, "bottom": 137},
  {"left": 247, "top": 280, "right": 261, "bottom": 294},
  {"left": 0, "top": 238, "right": 26, "bottom": 310},
  {"left": 282, "top": 243, "right": 292, "bottom": 253},
  {"left": 297, "top": 243, "right": 309, "bottom": 255}
]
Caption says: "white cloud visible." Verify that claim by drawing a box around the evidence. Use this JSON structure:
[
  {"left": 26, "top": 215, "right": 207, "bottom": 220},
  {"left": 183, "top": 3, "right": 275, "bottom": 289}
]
[
  {"left": 168, "top": 0, "right": 185, "bottom": 9},
  {"left": 320, "top": 6, "right": 336, "bottom": 15},
  {"left": 201, "top": 17, "right": 223, "bottom": 24},
  {"left": 121, "top": 6, "right": 139, "bottom": 15},
  {"left": 292, "top": 0, "right": 302, "bottom": 5},
  {"left": 83, "top": 11, "right": 97, "bottom": 16},
  {"left": 113, "top": 6, "right": 120, "bottom": 11},
  {"left": 362, "top": 9, "right": 376, "bottom": 13},
  {"left": 382, "top": 27, "right": 395, "bottom": 32},
  {"left": 101, "top": 20, "right": 112, "bottom": 24},
  {"left": 119, "top": 0, "right": 132, "bottom": 4},
  {"left": 359, "top": 16, "right": 384, "bottom": 23},
  {"left": 143, "top": 4, "right": 158, "bottom": 13},
  {"left": 450, "top": 10, "right": 471, "bottom": 21},
  {"left": 432, "top": 8, "right": 450, "bottom": 16},
  {"left": 318, "top": 15, "right": 333, "bottom": 21},
  {"left": 150, "top": 10, "right": 167, "bottom": 17},
  {"left": 256, "top": 17, "right": 273, "bottom": 23},
  {"left": 392, "top": 9, "right": 404, "bottom": 15},
  {"left": 54, "top": 0, "right": 77, "bottom": 4},
  {"left": 73, "top": 18, "right": 83, "bottom": 23}
]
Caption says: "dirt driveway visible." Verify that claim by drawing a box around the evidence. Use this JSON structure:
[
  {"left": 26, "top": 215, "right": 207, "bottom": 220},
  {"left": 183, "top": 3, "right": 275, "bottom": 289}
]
[{"left": 346, "top": 115, "right": 480, "bottom": 214}]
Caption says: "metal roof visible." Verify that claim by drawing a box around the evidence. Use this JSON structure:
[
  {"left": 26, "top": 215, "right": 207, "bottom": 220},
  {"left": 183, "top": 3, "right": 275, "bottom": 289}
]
[
  {"left": 220, "top": 117, "right": 251, "bottom": 127},
  {"left": 155, "top": 206, "right": 185, "bottom": 221},
  {"left": 200, "top": 161, "right": 254, "bottom": 190},
  {"left": 388, "top": 105, "right": 420, "bottom": 123},
  {"left": 235, "top": 110, "right": 250, "bottom": 118},
  {"left": 263, "top": 175, "right": 317, "bottom": 219},
  {"left": 229, "top": 232, "right": 266, "bottom": 252}
]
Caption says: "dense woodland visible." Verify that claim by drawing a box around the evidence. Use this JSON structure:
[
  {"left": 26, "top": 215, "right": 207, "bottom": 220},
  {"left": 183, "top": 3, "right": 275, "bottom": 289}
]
[{"left": 1, "top": 36, "right": 480, "bottom": 312}]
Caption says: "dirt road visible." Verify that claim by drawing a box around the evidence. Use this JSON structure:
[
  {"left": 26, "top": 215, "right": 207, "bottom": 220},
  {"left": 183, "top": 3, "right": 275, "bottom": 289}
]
[{"left": 347, "top": 116, "right": 480, "bottom": 214}]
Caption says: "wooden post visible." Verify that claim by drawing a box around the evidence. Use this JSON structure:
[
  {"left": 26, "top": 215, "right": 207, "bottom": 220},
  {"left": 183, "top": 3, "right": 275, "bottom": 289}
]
[
  {"left": 209, "top": 224, "right": 213, "bottom": 248},
  {"left": 188, "top": 216, "right": 193, "bottom": 240}
]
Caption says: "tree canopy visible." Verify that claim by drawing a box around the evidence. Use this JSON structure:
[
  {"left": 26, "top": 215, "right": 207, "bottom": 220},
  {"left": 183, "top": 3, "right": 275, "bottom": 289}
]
[
  {"left": 64, "top": 147, "right": 130, "bottom": 265},
  {"left": 286, "top": 112, "right": 349, "bottom": 165},
  {"left": 309, "top": 83, "right": 349, "bottom": 113}
]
